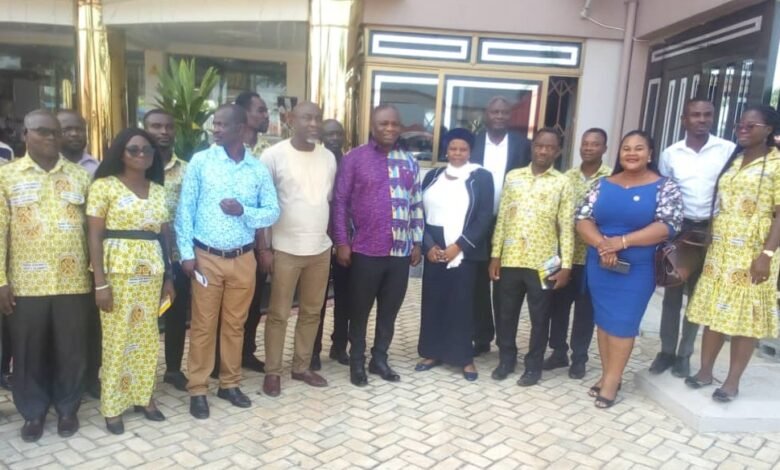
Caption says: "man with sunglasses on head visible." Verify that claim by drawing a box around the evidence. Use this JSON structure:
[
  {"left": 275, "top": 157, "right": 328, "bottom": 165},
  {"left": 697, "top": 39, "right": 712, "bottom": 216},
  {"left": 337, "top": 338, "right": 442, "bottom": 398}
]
[
  {"left": 652, "top": 98, "right": 735, "bottom": 378},
  {"left": 0, "top": 110, "right": 92, "bottom": 441}
]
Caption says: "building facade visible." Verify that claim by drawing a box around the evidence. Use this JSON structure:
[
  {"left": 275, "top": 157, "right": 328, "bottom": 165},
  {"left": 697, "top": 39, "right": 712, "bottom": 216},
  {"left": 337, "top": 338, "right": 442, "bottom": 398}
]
[{"left": 0, "top": 0, "right": 778, "bottom": 165}]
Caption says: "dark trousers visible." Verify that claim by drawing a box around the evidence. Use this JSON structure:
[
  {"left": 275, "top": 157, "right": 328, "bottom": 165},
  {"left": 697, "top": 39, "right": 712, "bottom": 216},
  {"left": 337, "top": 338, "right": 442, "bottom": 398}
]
[
  {"left": 313, "top": 258, "right": 350, "bottom": 356},
  {"left": 84, "top": 300, "right": 101, "bottom": 389},
  {"left": 660, "top": 219, "right": 706, "bottom": 358},
  {"left": 348, "top": 254, "right": 409, "bottom": 366},
  {"left": 496, "top": 267, "right": 553, "bottom": 372},
  {"left": 473, "top": 221, "right": 499, "bottom": 347},
  {"left": 165, "top": 262, "right": 190, "bottom": 372},
  {"left": 547, "top": 265, "right": 594, "bottom": 364},
  {"left": 1, "top": 314, "right": 12, "bottom": 375},
  {"left": 10, "top": 294, "right": 90, "bottom": 420}
]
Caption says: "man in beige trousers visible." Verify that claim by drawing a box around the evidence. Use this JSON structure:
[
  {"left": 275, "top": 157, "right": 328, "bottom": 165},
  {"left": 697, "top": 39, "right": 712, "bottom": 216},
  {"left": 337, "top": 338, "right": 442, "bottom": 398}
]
[{"left": 258, "top": 102, "right": 336, "bottom": 396}]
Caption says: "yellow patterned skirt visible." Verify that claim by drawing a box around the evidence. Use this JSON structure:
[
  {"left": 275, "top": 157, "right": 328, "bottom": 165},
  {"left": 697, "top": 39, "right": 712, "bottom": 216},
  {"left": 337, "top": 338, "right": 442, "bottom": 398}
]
[
  {"left": 100, "top": 273, "right": 163, "bottom": 417},
  {"left": 686, "top": 213, "right": 779, "bottom": 339}
]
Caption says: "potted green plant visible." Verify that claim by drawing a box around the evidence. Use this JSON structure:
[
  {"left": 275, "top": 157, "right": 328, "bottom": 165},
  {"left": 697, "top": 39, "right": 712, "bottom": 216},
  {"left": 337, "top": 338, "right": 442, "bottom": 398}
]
[{"left": 155, "top": 58, "right": 219, "bottom": 160}]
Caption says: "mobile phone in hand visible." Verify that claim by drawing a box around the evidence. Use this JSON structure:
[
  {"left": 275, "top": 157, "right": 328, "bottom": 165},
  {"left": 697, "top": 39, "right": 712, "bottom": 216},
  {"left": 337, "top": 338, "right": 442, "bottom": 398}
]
[{"left": 600, "top": 259, "right": 631, "bottom": 274}]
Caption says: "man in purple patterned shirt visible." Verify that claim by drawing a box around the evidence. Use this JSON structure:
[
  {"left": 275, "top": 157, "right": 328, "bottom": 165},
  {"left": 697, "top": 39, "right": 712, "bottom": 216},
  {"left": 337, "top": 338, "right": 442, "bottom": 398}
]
[{"left": 332, "top": 105, "right": 423, "bottom": 387}]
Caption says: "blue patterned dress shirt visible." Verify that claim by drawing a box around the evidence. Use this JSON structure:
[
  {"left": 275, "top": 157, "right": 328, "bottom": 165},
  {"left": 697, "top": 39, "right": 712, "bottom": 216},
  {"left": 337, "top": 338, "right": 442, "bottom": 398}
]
[{"left": 175, "top": 145, "right": 280, "bottom": 261}]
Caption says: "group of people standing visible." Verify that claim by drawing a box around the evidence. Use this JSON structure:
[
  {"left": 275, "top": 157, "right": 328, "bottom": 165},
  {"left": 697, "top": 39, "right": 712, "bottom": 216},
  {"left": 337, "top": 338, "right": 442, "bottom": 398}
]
[{"left": 0, "top": 92, "right": 777, "bottom": 443}]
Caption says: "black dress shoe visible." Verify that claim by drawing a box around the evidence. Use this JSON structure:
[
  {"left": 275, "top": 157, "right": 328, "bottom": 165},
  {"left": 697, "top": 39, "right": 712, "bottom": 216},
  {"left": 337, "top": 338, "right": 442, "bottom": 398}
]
[
  {"left": 517, "top": 370, "right": 542, "bottom": 387},
  {"left": 368, "top": 361, "right": 400, "bottom": 382},
  {"left": 473, "top": 343, "right": 491, "bottom": 356},
  {"left": 568, "top": 362, "right": 586, "bottom": 379},
  {"left": 217, "top": 387, "right": 251, "bottom": 408},
  {"left": 542, "top": 352, "right": 569, "bottom": 371},
  {"left": 649, "top": 352, "right": 676, "bottom": 374},
  {"left": 57, "top": 414, "right": 79, "bottom": 438},
  {"left": 491, "top": 362, "right": 515, "bottom": 381},
  {"left": 190, "top": 396, "right": 210, "bottom": 419},
  {"left": 329, "top": 347, "right": 350, "bottom": 366},
  {"left": 21, "top": 417, "right": 45, "bottom": 442},
  {"left": 105, "top": 417, "right": 124, "bottom": 435},
  {"left": 350, "top": 364, "right": 368, "bottom": 387},
  {"left": 310, "top": 355, "right": 322, "bottom": 371},
  {"left": 134, "top": 406, "right": 166, "bottom": 422},
  {"left": 671, "top": 356, "right": 690, "bottom": 378},
  {"left": 242, "top": 355, "right": 265, "bottom": 373},
  {"left": 163, "top": 371, "right": 189, "bottom": 392}
]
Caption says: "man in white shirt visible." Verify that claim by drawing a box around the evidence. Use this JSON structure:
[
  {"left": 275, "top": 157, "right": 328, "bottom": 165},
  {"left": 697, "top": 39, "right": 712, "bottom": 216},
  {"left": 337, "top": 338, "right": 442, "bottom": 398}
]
[
  {"left": 258, "top": 102, "right": 336, "bottom": 397},
  {"left": 652, "top": 99, "right": 736, "bottom": 378},
  {"left": 469, "top": 97, "right": 531, "bottom": 355}
]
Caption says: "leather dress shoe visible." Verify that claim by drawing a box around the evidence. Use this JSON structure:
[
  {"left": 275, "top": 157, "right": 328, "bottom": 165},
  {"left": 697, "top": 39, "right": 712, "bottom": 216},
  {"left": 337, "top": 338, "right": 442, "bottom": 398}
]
[
  {"left": 217, "top": 387, "right": 251, "bottom": 408},
  {"left": 491, "top": 362, "right": 515, "bottom": 381},
  {"left": 542, "top": 352, "right": 569, "bottom": 371},
  {"left": 671, "top": 356, "right": 690, "bottom": 378},
  {"left": 473, "top": 343, "right": 491, "bottom": 356},
  {"left": 292, "top": 370, "right": 328, "bottom": 387},
  {"left": 189, "top": 396, "right": 210, "bottom": 419},
  {"left": 21, "top": 417, "right": 45, "bottom": 442},
  {"left": 649, "top": 352, "right": 676, "bottom": 374},
  {"left": 163, "top": 371, "right": 189, "bottom": 392},
  {"left": 105, "top": 417, "right": 124, "bottom": 435},
  {"left": 242, "top": 355, "right": 265, "bottom": 373},
  {"left": 568, "top": 362, "right": 586, "bottom": 379},
  {"left": 350, "top": 364, "right": 368, "bottom": 387},
  {"left": 57, "top": 414, "right": 79, "bottom": 438},
  {"left": 134, "top": 405, "right": 166, "bottom": 421},
  {"left": 368, "top": 361, "right": 400, "bottom": 382},
  {"left": 310, "top": 355, "right": 322, "bottom": 371},
  {"left": 517, "top": 370, "right": 542, "bottom": 387},
  {"left": 263, "top": 375, "right": 281, "bottom": 397},
  {"left": 329, "top": 347, "right": 350, "bottom": 365}
]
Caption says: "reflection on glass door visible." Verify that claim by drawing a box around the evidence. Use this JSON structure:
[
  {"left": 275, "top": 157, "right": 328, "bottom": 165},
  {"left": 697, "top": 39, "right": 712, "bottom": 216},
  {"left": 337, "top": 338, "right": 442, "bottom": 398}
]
[
  {"left": 371, "top": 71, "right": 438, "bottom": 161},
  {"left": 441, "top": 76, "right": 542, "bottom": 141}
]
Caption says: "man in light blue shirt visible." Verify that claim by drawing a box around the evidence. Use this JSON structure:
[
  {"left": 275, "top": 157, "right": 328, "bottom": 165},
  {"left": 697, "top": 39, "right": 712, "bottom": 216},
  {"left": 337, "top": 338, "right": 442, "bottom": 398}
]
[{"left": 176, "top": 104, "right": 279, "bottom": 419}]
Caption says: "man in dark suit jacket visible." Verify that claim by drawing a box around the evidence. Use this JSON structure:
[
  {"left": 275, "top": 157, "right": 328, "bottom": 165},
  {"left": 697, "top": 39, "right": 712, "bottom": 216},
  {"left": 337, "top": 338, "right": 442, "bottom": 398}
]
[{"left": 469, "top": 96, "right": 532, "bottom": 355}]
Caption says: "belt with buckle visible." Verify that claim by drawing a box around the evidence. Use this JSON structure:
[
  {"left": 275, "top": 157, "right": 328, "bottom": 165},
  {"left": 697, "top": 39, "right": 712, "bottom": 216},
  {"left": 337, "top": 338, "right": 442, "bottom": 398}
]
[{"left": 194, "top": 239, "right": 254, "bottom": 259}]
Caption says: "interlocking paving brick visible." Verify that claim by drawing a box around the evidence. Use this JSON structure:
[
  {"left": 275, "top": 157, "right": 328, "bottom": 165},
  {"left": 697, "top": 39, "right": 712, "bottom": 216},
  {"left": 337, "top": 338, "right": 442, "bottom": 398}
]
[{"left": 1, "top": 279, "right": 779, "bottom": 468}]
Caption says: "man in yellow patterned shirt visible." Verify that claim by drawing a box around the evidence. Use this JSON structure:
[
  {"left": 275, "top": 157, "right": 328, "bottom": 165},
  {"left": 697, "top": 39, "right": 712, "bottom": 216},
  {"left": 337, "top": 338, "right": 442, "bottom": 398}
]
[
  {"left": 144, "top": 109, "right": 190, "bottom": 391},
  {"left": 545, "top": 128, "right": 612, "bottom": 380},
  {"left": 489, "top": 128, "right": 574, "bottom": 387},
  {"left": 0, "top": 110, "right": 91, "bottom": 442}
]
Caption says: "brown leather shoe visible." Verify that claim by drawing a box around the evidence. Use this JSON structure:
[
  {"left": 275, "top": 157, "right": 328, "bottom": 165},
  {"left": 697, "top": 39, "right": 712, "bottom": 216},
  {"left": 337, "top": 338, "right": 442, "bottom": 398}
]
[
  {"left": 291, "top": 370, "right": 328, "bottom": 387},
  {"left": 262, "top": 375, "right": 281, "bottom": 397}
]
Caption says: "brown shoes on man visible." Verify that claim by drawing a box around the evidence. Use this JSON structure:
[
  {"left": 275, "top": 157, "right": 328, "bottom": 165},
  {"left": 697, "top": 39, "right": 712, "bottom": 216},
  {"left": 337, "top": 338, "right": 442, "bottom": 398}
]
[{"left": 263, "top": 370, "right": 328, "bottom": 397}]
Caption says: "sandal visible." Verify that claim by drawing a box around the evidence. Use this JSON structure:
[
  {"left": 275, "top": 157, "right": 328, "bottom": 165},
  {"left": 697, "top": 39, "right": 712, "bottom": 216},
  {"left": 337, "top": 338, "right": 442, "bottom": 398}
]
[
  {"left": 712, "top": 387, "right": 738, "bottom": 403},
  {"left": 588, "top": 381, "right": 621, "bottom": 398},
  {"left": 684, "top": 375, "right": 714, "bottom": 389},
  {"left": 594, "top": 394, "right": 623, "bottom": 409}
]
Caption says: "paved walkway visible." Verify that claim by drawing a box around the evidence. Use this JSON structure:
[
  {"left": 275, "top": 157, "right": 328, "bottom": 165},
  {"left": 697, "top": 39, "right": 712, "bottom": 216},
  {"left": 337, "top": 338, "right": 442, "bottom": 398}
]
[{"left": 1, "top": 279, "right": 779, "bottom": 469}]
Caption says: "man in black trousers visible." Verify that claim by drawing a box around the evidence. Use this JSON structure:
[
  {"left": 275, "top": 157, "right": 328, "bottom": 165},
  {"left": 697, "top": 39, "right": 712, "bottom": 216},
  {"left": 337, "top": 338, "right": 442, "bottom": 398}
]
[
  {"left": 469, "top": 96, "right": 531, "bottom": 355},
  {"left": 311, "top": 119, "right": 350, "bottom": 370}
]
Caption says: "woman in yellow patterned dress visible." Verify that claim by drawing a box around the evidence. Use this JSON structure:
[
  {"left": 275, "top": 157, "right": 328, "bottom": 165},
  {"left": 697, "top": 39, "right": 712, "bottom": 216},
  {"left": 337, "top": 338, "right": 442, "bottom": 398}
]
[
  {"left": 686, "top": 105, "right": 780, "bottom": 402},
  {"left": 87, "top": 128, "right": 175, "bottom": 434}
]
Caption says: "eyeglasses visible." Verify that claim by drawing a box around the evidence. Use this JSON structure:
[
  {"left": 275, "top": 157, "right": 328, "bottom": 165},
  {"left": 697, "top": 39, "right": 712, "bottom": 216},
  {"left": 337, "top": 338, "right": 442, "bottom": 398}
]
[
  {"left": 125, "top": 145, "right": 155, "bottom": 157},
  {"left": 734, "top": 122, "right": 770, "bottom": 132},
  {"left": 29, "top": 127, "right": 61, "bottom": 138}
]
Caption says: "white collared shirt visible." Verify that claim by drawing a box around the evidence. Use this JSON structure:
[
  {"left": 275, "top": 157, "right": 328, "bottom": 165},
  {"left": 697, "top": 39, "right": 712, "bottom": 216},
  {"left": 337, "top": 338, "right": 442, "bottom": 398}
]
[
  {"left": 658, "top": 134, "right": 735, "bottom": 221},
  {"left": 483, "top": 133, "right": 508, "bottom": 215}
]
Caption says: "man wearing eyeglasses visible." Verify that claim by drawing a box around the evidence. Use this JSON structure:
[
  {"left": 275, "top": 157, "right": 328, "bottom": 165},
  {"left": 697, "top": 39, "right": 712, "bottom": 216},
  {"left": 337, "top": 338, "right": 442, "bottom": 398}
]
[
  {"left": 56, "top": 111, "right": 99, "bottom": 176},
  {"left": 0, "top": 110, "right": 92, "bottom": 442},
  {"left": 652, "top": 98, "right": 736, "bottom": 378}
]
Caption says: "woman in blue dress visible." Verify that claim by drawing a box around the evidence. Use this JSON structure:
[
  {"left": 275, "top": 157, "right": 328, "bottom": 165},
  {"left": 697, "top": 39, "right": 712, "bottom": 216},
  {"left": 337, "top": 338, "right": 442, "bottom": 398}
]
[{"left": 576, "top": 130, "right": 683, "bottom": 408}]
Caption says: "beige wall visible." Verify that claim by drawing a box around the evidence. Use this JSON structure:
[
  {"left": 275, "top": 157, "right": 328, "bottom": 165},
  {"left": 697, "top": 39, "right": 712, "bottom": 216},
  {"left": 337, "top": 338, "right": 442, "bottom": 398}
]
[
  {"left": 634, "top": 0, "right": 764, "bottom": 39},
  {"left": 363, "top": 0, "right": 627, "bottom": 40}
]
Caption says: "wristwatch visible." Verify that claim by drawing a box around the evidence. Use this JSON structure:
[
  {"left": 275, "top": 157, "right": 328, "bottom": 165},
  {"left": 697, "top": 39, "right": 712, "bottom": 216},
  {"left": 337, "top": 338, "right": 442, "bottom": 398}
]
[{"left": 762, "top": 249, "right": 775, "bottom": 258}]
